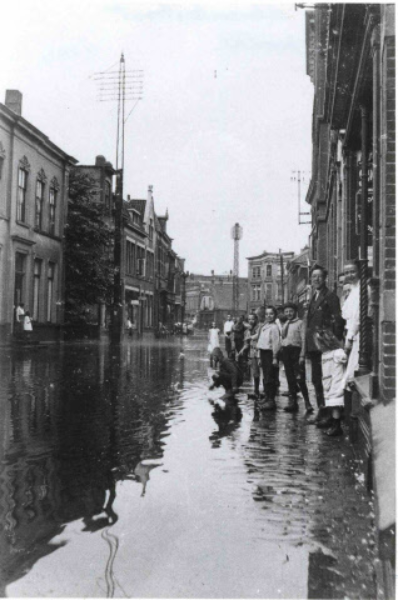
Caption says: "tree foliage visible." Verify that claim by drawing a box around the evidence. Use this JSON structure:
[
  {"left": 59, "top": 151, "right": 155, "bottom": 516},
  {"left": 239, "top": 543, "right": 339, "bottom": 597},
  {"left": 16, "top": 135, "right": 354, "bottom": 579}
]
[{"left": 64, "top": 170, "right": 114, "bottom": 320}]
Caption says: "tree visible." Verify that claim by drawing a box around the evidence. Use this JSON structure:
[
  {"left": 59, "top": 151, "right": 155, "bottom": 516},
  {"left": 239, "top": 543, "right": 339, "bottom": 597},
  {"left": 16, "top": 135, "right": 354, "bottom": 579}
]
[{"left": 64, "top": 170, "right": 114, "bottom": 321}]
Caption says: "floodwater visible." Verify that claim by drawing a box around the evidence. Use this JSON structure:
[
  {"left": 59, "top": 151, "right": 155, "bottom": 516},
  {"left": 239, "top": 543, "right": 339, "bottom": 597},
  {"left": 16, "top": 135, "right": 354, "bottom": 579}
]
[{"left": 0, "top": 336, "right": 377, "bottom": 598}]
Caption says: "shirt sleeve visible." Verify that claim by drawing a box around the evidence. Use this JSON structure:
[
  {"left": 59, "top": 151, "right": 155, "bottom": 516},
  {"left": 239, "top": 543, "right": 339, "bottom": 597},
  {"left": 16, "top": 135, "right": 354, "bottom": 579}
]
[
  {"left": 272, "top": 326, "right": 281, "bottom": 358},
  {"left": 298, "top": 321, "right": 305, "bottom": 358}
]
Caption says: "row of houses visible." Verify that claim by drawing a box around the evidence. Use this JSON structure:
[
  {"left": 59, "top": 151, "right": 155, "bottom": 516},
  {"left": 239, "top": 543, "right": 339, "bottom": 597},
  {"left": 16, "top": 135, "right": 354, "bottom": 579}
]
[
  {"left": 0, "top": 90, "right": 185, "bottom": 342},
  {"left": 304, "top": 4, "right": 395, "bottom": 595}
]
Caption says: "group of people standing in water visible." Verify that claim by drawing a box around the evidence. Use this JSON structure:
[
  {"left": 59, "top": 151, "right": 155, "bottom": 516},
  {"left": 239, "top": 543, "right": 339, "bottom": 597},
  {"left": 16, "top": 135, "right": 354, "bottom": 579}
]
[{"left": 208, "top": 262, "right": 361, "bottom": 438}]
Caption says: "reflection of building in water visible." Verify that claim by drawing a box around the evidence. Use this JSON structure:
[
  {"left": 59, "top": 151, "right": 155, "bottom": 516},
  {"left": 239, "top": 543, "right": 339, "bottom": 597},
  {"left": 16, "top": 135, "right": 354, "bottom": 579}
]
[{"left": 0, "top": 343, "right": 182, "bottom": 591}]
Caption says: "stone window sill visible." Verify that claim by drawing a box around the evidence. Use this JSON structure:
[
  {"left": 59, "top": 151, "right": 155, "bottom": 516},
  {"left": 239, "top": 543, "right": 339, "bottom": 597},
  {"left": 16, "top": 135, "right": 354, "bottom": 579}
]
[
  {"left": 16, "top": 221, "right": 30, "bottom": 229},
  {"left": 352, "top": 374, "right": 375, "bottom": 410}
]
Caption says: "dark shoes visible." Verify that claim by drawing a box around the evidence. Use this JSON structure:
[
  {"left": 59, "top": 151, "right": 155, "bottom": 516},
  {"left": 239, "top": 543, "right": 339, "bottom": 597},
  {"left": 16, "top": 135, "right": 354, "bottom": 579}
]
[
  {"left": 326, "top": 420, "right": 344, "bottom": 436},
  {"left": 305, "top": 404, "right": 314, "bottom": 415},
  {"left": 261, "top": 398, "right": 277, "bottom": 411},
  {"left": 284, "top": 398, "right": 299, "bottom": 413},
  {"left": 316, "top": 417, "right": 334, "bottom": 429}
]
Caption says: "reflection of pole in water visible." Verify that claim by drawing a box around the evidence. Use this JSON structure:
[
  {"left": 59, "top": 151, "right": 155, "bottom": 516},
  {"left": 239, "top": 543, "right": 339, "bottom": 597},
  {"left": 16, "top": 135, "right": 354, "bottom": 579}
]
[{"left": 101, "top": 528, "right": 119, "bottom": 598}]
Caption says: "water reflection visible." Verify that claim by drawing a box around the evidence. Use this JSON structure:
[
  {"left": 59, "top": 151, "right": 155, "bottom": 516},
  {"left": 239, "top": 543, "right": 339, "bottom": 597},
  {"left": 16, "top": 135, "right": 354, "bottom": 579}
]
[
  {"left": 0, "top": 338, "right": 377, "bottom": 598},
  {"left": 0, "top": 340, "right": 182, "bottom": 592},
  {"left": 209, "top": 397, "right": 243, "bottom": 448}
]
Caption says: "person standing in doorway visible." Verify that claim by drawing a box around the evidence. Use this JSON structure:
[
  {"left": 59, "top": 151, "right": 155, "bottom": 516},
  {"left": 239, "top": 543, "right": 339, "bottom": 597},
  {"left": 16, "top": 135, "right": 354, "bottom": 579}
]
[
  {"left": 223, "top": 314, "right": 234, "bottom": 357},
  {"left": 305, "top": 265, "right": 344, "bottom": 424},
  {"left": 23, "top": 310, "right": 33, "bottom": 341},
  {"left": 16, "top": 302, "right": 25, "bottom": 334}
]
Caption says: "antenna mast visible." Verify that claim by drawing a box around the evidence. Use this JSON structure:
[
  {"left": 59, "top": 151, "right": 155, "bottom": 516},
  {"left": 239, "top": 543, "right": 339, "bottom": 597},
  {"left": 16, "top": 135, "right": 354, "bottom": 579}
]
[{"left": 291, "top": 170, "right": 311, "bottom": 225}]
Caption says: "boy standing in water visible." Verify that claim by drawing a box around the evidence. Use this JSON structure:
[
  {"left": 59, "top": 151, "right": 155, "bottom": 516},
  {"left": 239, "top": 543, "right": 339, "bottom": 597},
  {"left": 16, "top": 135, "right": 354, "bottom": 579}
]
[{"left": 281, "top": 303, "right": 314, "bottom": 414}]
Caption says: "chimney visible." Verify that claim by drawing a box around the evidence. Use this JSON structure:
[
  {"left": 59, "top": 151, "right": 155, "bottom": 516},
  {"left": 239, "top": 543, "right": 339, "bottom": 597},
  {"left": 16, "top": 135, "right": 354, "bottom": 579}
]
[
  {"left": 5, "top": 90, "right": 22, "bottom": 115},
  {"left": 95, "top": 155, "right": 106, "bottom": 167},
  {"left": 127, "top": 194, "right": 131, "bottom": 201}
]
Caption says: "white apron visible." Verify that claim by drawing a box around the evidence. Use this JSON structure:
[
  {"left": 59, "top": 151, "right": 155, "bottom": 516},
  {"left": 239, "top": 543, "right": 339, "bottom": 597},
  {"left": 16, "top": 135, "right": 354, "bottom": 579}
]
[{"left": 321, "top": 349, "right": 347, "bottom": 408}]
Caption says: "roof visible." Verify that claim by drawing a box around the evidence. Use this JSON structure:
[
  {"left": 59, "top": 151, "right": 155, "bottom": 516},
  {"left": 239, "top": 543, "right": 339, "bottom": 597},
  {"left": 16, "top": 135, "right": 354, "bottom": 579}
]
[
  {"left": 246, "top": 251, "right": 295, "bottom": 261},
  {"left": 0, "top": 102, "right": 78, "bottom": 165},
  {"left": 127, "top": 199, "right": 146, "bottom": 216}
]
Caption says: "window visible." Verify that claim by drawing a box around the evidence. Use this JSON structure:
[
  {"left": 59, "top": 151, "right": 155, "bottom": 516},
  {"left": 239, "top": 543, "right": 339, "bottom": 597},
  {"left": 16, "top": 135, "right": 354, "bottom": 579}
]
[
  {"left": 49, "top": 187, "right": 57, "bottom": 235},
  {"left": 266, "top": 264, "right": 272, "bottom": 277},
  {"left": 18, "top": 168, "right": 28, "bottom": 222},
  {"left": 33, "top": 259, "right": 42, "bottom": 321},
  {"left": 252, "top": 284, "right": 261, "bottom": 301},
  {"left": 137, "top": 246, "right": 145, "bottom": 276},
  {"left": 104, "top": 180, "right": 111, "bottom": 210},
  {"left": 252, "top": 266, "right": 261, "bottom": 279},
  {"left": 47, "top": 262, "right": 55, "bottom": 322},
  {"left": 266, "top": 283, "right": 272, "bottom": 302},
  {"left": 35, "top": 180, "right": 44, "bottom": 229},
  {"left": 149, "top": 218, "right": 154, "bottom": 242},
  {"left": 14, "top": 253, "right": 26, "bottom": 306}
]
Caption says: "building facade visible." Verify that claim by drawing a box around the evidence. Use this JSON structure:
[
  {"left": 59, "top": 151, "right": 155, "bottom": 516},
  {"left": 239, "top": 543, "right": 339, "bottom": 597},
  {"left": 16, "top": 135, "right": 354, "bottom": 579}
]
[
  {"left": 286, "top": 247, "right": 310, "bottom": 316},
  {"left": 0, "top": 90, "right": 77, "bottom": 341},
  {"left": 305, "top": 5, "right": 395, "bottom": 593},
  {"left": 247, "top": 251, "right": 294, "bottom": 312},
  {"left": 185, "top": 272, "right": 248, "bottom": 330},
  {"left": 121, "top": 186, "right": 184, "bottom": 335}
]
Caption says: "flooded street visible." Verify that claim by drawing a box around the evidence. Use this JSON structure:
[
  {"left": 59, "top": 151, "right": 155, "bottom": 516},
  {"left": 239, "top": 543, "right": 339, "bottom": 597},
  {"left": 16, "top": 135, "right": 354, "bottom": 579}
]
[{"left": 0, "top": 336, "right": 377, "bottom": 598}]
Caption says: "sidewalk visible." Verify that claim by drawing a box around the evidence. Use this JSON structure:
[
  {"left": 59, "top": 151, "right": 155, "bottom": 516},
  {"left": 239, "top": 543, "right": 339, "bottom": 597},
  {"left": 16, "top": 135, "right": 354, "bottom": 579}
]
[{"left": 371, "top": 400, "right": 396, "bottom": 599}]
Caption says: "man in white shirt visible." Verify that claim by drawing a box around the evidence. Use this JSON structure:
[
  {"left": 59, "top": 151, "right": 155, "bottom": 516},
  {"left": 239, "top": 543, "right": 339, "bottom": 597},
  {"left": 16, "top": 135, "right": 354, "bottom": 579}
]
[{"left": 223, "top": 314, "right": 234, "bottom": 357}]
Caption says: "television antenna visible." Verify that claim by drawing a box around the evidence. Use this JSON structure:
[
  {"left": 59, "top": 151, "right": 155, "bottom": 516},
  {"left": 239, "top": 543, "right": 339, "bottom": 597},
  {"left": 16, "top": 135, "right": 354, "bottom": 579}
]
[
  {"left": 93, "top": 54, "right": 144, "bottom": 170},
  {"left": 291, "top": 170, "right": 311, "bottom": 225}
]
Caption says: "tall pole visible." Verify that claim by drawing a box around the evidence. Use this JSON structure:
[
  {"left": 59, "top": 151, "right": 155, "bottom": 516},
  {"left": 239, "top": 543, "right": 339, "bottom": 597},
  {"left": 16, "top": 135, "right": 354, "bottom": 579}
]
[
  {"left": 231, "top": 223, "right": 242, "bottom": 313},
  {"left": 279, "top": 249, "right": 284, "bottom": 304},
  {"left": 111, "top": 55, "right": 125, "bottom": 342},
  {"left": 358, "top": 105, "right": 370, "bottom": 374}
]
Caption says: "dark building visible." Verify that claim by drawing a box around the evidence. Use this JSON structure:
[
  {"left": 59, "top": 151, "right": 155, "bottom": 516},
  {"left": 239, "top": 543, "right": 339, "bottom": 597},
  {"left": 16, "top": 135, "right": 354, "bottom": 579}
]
[{"left": 305, "top": 5, "right": 395, "bottom": 594}]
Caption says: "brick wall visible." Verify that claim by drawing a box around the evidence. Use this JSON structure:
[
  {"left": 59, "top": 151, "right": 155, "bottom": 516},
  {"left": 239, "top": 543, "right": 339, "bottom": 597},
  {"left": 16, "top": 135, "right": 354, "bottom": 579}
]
[{"left": 380, "top": 27, "right": 396, "bottom": 403}]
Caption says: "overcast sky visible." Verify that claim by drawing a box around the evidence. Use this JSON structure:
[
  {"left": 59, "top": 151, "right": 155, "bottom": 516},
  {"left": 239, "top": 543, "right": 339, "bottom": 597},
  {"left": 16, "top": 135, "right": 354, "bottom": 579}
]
[{"left": 1, "top": 0, "right": 313, "bottom": 275}]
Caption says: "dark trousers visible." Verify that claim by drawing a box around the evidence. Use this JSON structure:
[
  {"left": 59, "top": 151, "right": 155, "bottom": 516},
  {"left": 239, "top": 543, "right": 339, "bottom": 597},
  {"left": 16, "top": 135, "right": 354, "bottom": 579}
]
[
  {"left": 260, "top": 349, "right": 278, "bottom": 400},
  {"left": 225, "top": 335, "right": 232, "bottom": 357},
  {"left": 282, "top": 346, "right": 310, "bottom": 403},
  {"left": 307, "top": 350, "right": 324, "bottom": 407},
  {"left": 234, "top": 337, "right": 244, "bottom": 354}
]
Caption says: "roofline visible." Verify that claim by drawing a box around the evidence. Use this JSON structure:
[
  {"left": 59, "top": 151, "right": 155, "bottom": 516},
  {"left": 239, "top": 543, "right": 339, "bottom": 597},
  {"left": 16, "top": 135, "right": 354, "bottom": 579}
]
[
  {"left": 246, "top": 251, "right": 295, "bottom": 260},
  {"left": 0, "top": 103, "right": 78, "bottom": 165}
]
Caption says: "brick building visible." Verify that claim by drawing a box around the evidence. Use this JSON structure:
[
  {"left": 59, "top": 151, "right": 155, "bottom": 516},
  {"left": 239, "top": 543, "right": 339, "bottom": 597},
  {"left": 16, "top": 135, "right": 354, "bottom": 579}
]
[
  {"left": 305, "top": 5, "right": 395, "bottom": 593},
  {"left": 247, "top": 251, "right": 294, "bottom": 312},
  {"left": 0, "top": 90, "right": 77, "bottom": 341},
  {"left": 185, "top": 272, "right": 248, "bottom": 330}
]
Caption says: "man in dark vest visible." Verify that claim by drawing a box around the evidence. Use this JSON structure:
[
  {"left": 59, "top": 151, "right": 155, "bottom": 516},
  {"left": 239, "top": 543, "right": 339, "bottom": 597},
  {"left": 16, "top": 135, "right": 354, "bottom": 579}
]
[{"left": 305, "top": 265, "right": 345, "bottom": 424}]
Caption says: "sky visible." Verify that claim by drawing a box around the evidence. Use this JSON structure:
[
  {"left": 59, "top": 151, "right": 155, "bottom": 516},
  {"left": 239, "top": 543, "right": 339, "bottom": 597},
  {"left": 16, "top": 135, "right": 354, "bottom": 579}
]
[{"left": 1, "top": 0, "right": 314, "bottom": 275}]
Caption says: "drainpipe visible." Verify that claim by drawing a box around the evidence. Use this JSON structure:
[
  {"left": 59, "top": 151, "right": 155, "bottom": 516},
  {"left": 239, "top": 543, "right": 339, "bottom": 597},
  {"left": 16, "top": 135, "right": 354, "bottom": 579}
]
[
  {"left": 358, "top": 105, "right": 370, "bottom": 375},
  {"left": 369, "top": 25, "right": 381, "bottom": 397}
]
